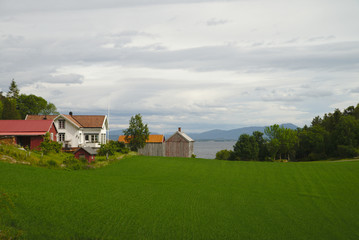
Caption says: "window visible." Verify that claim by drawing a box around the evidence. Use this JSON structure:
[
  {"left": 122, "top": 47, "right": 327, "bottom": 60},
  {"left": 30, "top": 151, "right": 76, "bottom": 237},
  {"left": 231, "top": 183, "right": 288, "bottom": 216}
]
[
  {"left": 59, "top": 133, "right": 65, "bottom": 142},
  {"left": 59, "top": 119, "right": 65, "bottom": 129},
  {"left": 50, "top": 133, "right": 54, "bottom": 141},
  {"left": 85, "top": 134, "right": 99, "bottom": 143},
  {"left": 91, "top": 135, "right": 98, "bottom": 143},
  {"left": 101, "top": 134, "right": 106, "bottom": 144}
]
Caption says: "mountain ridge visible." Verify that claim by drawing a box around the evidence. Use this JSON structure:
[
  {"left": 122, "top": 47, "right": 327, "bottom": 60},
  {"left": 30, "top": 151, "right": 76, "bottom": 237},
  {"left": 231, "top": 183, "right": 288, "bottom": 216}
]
[{"left": 109, "top": 123, "right": 298, "bottom": 141}]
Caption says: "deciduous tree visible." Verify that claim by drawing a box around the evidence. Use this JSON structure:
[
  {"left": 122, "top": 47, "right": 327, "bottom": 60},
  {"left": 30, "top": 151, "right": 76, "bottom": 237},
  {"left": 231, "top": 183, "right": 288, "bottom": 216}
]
[
  {"left": 123, "top": 114, "right": 150, "bottom": 151},
  {"left": 233, "top": 134, "right": 259, "bottom": 161}
]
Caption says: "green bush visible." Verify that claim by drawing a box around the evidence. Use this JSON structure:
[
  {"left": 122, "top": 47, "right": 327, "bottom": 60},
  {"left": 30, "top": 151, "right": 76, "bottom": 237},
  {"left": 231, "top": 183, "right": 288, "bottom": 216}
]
[
  {"left": 98, "top": 140, "right": 129, "bottom": 156},
  {"left": 215, "top": 149, "right": 235, "bottom": 160},
  {"left": 62, "top": 156, "right": 82, "bottom": 170},
  {"left": 308, "top": 152, "right": 327, "bottom": 161},
  {"left": 47, "top": 159, "right": 58, "bottom": 168},
  {"left": 40, "top": 133, "right": 62, "bottom": 154},
  {"left": 337, "top": 145, "right": 359, "bottom": 158}
]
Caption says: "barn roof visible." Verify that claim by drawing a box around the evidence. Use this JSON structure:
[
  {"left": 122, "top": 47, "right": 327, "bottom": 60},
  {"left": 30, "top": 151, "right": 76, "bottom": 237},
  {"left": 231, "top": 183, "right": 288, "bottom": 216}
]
[
  {"left": 74, "top": 147, "right": 98, "bottom": 155},
  {"left": 118, "top": 134, "right": 165, "bottom": 143},
  {"left": 0, "top": 120, "right": 55, "bottom": 136},
  {"left": 26, "top": 114, "right": 106, "bottom": 128},
  {"left": 167, "top": 131, "right": 194, "bottom": 142}
]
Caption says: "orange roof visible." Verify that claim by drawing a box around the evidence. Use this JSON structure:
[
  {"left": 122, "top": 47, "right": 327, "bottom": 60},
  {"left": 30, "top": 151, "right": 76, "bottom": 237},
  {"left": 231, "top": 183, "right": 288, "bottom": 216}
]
[{"left": 118, "top": 134, "right": 165, "bottom": 143}]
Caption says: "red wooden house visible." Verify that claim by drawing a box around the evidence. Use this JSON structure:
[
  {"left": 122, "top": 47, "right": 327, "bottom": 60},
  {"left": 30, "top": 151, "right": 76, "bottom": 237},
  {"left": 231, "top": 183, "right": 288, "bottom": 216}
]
[
  {"left": 0, "top": 120, "right": 57, "bottom": 150},
  {"left": 74, "top": 147, "right": 98, "bottom": 163}
]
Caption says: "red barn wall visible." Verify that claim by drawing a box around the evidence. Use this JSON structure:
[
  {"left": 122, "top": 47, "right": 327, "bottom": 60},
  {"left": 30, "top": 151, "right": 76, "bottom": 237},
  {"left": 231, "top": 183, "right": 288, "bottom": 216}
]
[
  {"left": 49, "top": 123, "right": 58, "bottom": 141},
  {"left": 30, "top": 136, "right": 44, "bottom": 150},
  {"left": 74, "top": 149, "right": 95, "bottom": 163}
]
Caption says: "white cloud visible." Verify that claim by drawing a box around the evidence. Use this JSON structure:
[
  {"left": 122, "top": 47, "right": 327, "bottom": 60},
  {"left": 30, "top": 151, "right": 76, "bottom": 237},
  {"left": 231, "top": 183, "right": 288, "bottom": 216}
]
[{"left": 1, "top": 0, "right": 359, "bottom": 132}]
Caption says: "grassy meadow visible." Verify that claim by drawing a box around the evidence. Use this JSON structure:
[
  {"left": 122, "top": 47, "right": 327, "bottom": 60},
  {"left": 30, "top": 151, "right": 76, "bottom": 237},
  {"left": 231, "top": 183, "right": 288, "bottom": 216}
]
[{"left": 1, "top": 156, "right": 359, "bottom": 239}]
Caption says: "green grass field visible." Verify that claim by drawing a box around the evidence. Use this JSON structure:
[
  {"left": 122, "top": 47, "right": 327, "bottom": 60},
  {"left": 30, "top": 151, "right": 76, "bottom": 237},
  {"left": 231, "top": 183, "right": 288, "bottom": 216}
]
[{"left": 1, "top": 156, "right": 359, "bottom": 239}]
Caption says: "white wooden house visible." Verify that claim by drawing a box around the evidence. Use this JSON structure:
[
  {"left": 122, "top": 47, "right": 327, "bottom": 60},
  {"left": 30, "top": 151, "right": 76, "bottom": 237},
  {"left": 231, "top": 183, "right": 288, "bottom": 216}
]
[{"left": 25, "top": 112, "right": 108, "bottom": 149}]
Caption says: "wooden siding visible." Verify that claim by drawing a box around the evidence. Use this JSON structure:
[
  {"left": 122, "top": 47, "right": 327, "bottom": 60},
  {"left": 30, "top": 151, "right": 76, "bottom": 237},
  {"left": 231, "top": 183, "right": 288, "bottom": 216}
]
[
  {"left": 138, "top": 142, "right": 165, "bottom": 156},
  {"left": 0, "top": 136, "right": 16, "bottom": 146},
  {"left": 74, "top": 148, "right": 96, "bottom": 163},
  {"left": 165, "top": 132, "right": 194, "bottom": 158}
]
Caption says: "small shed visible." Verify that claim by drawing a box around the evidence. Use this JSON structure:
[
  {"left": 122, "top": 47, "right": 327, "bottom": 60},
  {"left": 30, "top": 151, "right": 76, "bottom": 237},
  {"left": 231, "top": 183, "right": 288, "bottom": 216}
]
[
  {"left": 74, "top": 147, "right": 97, "bottom": 163},
  {"left": 0, "top": 120, "right": 57, "bottom": 150},
  {"left": 118, "top": 134, "right": 165, "bottom": 156},
  {"left": 165, "top": 128, "right": 194, "bottom": 158}
]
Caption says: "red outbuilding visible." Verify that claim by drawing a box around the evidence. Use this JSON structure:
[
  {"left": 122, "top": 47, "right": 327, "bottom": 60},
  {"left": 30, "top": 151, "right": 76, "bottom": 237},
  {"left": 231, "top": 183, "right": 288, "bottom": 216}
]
[
  {"left": 0, "top": 120, "right": 57, "bottom": 150},
  {"left": 74, "top": 147, "right": 98, "bottom": 163}
]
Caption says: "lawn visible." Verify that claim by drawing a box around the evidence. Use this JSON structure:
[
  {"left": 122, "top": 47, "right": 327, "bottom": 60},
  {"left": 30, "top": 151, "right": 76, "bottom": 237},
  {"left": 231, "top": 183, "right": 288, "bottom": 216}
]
[{"left": 1, "top": 156, "right": 359, "bottom": 239}]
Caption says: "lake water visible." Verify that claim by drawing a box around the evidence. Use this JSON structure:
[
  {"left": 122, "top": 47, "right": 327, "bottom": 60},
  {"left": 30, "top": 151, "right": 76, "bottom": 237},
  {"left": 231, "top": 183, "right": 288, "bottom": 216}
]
[{"left": 194, "top": 141, "right": 236, "bottom": 159}]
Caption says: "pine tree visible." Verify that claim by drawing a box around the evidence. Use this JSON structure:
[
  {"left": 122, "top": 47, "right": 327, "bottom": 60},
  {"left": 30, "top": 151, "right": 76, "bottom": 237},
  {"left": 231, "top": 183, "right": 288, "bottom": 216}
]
[{"left": 7, "top": 79, "right": 20, "bottom": 99}]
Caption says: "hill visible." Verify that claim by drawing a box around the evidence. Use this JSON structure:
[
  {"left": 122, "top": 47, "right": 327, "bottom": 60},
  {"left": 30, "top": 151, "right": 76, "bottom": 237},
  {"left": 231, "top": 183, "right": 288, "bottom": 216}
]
[
  {"left": 0, "top": 156, "right": 358, "bottom": 239},
  {"left": 109, "top": 123, "right": 298, "bottom": 141},
  {"left": 188, "top": 123, "right": 298, "bottom": 141}
]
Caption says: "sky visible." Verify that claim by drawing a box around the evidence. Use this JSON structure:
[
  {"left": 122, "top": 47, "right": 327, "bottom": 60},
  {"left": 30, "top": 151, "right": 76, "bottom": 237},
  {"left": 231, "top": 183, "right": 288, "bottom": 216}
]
[{"left": 1, "top": 0, "right": 359, "bottom": 133}]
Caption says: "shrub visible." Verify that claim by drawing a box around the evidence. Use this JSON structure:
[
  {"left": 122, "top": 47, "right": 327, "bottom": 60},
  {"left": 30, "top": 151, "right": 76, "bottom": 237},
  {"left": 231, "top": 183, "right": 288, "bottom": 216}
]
[
  {"left": 337, "top": 145, "right": 359, "bottom": 158},
  {"left": 47, "top": 159, "right": 58, "bottom": 168},
  {"left": 62, "top": 156, "right": 82, "bottom": 170},
  {"left": 40, "top": 133, "right": 62, "bottom": 154},
  {"left": 98, "top": 141, "right": 129, "bottom": 156},
  {"left": 215, "top": 149, "right": 235, "bottom": 160},
  {"left": 308, "top": 152, "right": 327, "bottom": 161}
]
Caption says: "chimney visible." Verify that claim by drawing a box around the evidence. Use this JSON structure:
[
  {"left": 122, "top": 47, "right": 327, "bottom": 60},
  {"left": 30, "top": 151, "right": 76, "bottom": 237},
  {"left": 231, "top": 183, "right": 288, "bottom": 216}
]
[
  {"left": 178, "top": 127, "right": 181, "bottom": 132},
  {"left": 69, "top": 111, "right": 73, "bottom": 116}
]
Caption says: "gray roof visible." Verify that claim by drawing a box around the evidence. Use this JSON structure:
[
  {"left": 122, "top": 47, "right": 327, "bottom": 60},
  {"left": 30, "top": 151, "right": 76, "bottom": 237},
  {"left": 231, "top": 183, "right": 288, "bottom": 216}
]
[
  {"left": 178, "top": 131, "right": 194, "bottom": 142},
  {"left": 76, "top": 147, "right": 98, "bottom": 155},
  {"left": 167, "top": 131, "right": 194, "bottom": 142}
]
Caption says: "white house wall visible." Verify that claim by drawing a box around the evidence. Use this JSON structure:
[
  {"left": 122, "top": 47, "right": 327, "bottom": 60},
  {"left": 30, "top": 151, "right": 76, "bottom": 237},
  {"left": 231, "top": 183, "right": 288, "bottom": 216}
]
[
  {"left": 53, "top": 116, "right": 108, "bottom": 149},
  {"left": 55, "top": 118, "right": 80, "bottom": 148},
  {"left": 82, "top": 128, "right": 107, "bottom": 148}
]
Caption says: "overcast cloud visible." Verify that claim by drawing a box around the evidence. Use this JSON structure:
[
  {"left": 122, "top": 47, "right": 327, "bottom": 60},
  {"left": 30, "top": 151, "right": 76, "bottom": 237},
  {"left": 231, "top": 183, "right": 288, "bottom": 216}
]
[{"left": 1, "top": 0, "right": 359, "bottom": 133}]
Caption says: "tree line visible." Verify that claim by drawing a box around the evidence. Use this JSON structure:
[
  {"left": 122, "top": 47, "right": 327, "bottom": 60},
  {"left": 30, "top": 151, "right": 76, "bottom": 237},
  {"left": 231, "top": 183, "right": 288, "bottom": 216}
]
[
  {"left": 216, "top": 103, "right": 359, "bottom": 161},
  {"left": 0, "top": 80, "right": 58, "bottom": 120}
]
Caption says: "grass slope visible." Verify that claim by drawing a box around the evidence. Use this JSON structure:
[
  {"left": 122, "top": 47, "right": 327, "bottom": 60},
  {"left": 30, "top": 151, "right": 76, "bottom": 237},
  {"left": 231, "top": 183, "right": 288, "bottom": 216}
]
[{"left": 1, "top": 156, "right": 359, "bottom": 240}]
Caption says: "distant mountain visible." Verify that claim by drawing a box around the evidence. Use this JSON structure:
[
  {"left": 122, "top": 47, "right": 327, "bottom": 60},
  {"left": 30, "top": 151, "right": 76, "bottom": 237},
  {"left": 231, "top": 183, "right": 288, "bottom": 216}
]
[
  {"left": 108, "top": 129, "right": 124, "bottom": 141},
  {"left": 188, "top": 123, "right": 298, "bottom": 141},
  {"left": 109, "top": 123, "right": 298, "bottom": 141}
]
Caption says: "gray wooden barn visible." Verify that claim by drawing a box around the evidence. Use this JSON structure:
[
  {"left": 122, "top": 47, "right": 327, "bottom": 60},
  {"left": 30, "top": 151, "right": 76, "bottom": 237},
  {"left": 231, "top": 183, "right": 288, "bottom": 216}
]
[
  {"left": 118, "top": 134, "right": 165, "bottom": 157},
  {"left": 138, "top": 135, "right": 165, "bottom": 156},
  {"left": 165, "top": 128, "right": 195, "bottom": 158}
]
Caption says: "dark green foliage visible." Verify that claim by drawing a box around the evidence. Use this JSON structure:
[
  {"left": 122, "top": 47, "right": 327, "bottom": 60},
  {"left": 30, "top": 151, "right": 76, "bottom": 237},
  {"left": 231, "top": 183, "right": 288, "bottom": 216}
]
[
  {"left": 233, "top": 134, "right": 259, "bottom": 160},
  {"left": 296, "top": 103, "right": 359, "bottom": 160},
  {"left": 62, "top": 156, "right": 82, "bottom": 170},
  {"left": 0, "top": 80, "right": 58, "bottom": 120},
  {"left": 252, "top": 131, "right": 269, "bottom": 161},
  {"left": 40, "top": 102, "right": 59, "bottom": 116},
  {"left": 1, "top": 97, "right": 21, "bottom": 119},
  {"left": 215, "top": 149, "right": 234, "bottom": 160},
  {"left": 6, "top": 79, "right": 20, "bottom": 99},
  {"left": 98, "top": 140, "right": 129, "bottom": 156},
  {"left": 17, "top": 94, "right": 47, "bottom": 119},
  {"left": 40, "top": 133, "right": 62, "bottom": 154},
  {"left": 123, "top": 113, "right": 150, "bottom": 151},
  {"left": 264, "top": 124, "right": 298, "bottom": 161},
  {"left": 337, "top": 145, "right": 359, "bottom": 158}
]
